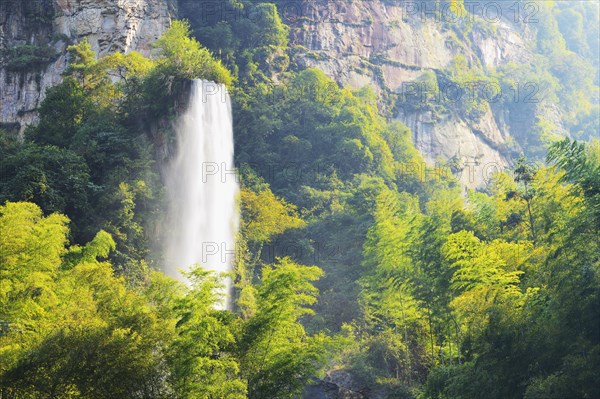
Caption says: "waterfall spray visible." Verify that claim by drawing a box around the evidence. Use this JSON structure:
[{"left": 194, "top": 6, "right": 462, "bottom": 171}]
[{"left": 164, "top": 80, "right": 238, "bottom": 308}]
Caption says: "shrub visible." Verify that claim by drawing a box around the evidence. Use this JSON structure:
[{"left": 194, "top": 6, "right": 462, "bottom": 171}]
[{"left": 1, "top": 45, "right": 59, "bottom": 71}]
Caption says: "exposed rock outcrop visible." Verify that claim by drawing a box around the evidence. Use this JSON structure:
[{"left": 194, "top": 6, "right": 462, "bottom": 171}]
[
  {"left": 286, "top": 0, "right": 539, "bottom": 187},
  {"left": 0, "top": 0, "right": 565, "bottom": 188},
  {"left": 304, "top": 371, "right": 366, "bottom": 399},
  {"left": 303, "top": 369, "right": 400, "bottom": 399},
  {"left": 0, "top": 0, "right": 174, "bottom": 135}
]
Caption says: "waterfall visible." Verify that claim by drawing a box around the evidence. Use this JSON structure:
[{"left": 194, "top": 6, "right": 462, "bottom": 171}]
[{"left": 164, "top": 80, "right": 238, "bottom": 308}]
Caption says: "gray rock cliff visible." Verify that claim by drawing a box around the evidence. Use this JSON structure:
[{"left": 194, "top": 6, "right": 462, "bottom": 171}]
[
  {"left": 286, "top": 0, "right": 559, "bottom": 187},
  {"left": 0, "top": 0, "right": 174, "bottom": 135}
]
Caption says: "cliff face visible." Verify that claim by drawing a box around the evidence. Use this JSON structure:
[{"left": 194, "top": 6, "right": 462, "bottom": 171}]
[
  {"left": 0, "top": 0, "right": 563, "bottom": 188},
  {"left": 0, "top": 0, "right": 174, "bottom": 135},
  {"left": 287, "top": 0, "right": 540, "bottom": 187}
]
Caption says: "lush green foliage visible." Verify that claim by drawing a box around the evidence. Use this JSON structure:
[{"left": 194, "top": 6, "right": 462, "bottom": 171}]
[
  {"left": 1, "top": 21, "right": 338, "bottom": 396},
  {"left": 180, "top": 0, "right": 289, "bottom": 85},
  {"left": 154, "top": 21, "right": 233, "bottom": 85},
  {"left": 1, "top": 1, "right": 599, "bottom": 398},
  {"left": 0, "top": 202, "right": 333, "bottom": 398}
]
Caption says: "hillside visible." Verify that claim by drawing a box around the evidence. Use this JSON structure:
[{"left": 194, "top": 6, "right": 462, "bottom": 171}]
[
  {"left": 3, "top": 1, "right": 598, "bottom": 187},
  {"left": 0, "top": 1, "right": 599, "bottom": 399}
]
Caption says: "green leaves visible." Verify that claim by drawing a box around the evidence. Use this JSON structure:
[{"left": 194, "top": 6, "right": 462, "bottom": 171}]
[
  {"left": 240, "top": 258, "right": 329, "bottom": 399},
  {"left": 241, "top": 188, "right": 305, "bottom": 244},
  {"left": 168, "top": 269, "right": 247, "bottom": 399},
  {"left": 0, "top": 202, "right": 338, "bottom": 398},
  {"left": 0, "top": 202, "right": 69, "bottom": 334},
  {"left": 548, "top": 138, "right": 600, "bottom": 202},
  {"left": 443, "top": 232, "right": 527, "bottom": 295},
  {"left": 64, "top": 230, "right": 115, "bottom": 268},
  {"left": 0, "top": 44, "right": 59, "bottom": 71},
  {"left": 154, "top": 20, "right": 233, "bottom": 86}
]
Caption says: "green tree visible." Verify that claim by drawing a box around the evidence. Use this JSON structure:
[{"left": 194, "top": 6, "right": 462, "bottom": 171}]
[
  {"left": 513, "top": 155, "right": 537, "bottom": 244},
  {"left": 154, "top": 20, "right": 232, "bottom": 86},
  {"left": 240, "top": 258, "right": 333, "bottom": 399},
  {"left": 0, "top": 144, "right": 91, "bottom": 238},
  {"left": 0, "top": 202, "right": 172, "bottom": 398},
  {"left": 168, "top": 268, "right": 247, "bottom": 399}
]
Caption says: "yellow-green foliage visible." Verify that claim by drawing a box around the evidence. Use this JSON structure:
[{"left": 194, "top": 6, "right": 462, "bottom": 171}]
[
  {"left": 0, "top": 201, "right": 334, "bottom": 398},
  {"left": 155, "top": 20, "right": 233, "bottom": 86},
  {"left": 240, "top": 188, "right": 305, "bottom": 243}
]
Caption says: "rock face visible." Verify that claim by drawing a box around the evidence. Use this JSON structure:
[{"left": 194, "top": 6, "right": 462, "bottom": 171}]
[
  {"left": 0, "top": 0, "right": 174, "bottom": 135},
  {"left": 1, "top": 0, "right": 561, "bottom": 188},
  {"left": 286, "top": 0, "right": 538, "bottom": 187},
  {"left": 303, "top": 371, "right": 367, "bottom": 399},
  {"left": 303, "top": 369, "right": 401, "bottom": 399}
]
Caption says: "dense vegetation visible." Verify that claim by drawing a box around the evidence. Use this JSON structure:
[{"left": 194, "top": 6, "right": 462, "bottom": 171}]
[
  {"left": 0, "top": 45, "right": 59, "bottom": 71},
  {"left": 1, "top": 1, "right": 599, "bottom": 398}
]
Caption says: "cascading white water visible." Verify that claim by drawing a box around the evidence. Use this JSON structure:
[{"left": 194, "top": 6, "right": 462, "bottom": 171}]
[{"left": 164, "top": 80, "right": 238, "bottom": 308}]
